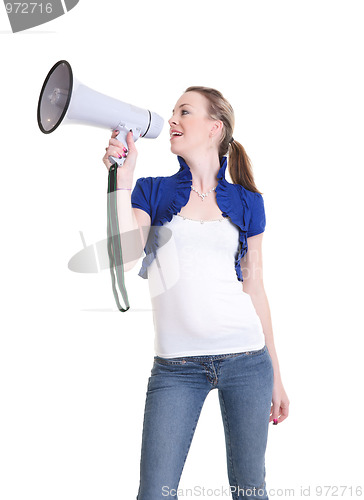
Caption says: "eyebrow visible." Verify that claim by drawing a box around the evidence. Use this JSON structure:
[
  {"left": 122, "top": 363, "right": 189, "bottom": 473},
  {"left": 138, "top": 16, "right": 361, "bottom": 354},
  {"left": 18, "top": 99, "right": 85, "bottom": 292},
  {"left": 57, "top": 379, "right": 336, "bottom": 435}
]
[{"left": 172, "top": 103, "right": 193, "bottom": 113}]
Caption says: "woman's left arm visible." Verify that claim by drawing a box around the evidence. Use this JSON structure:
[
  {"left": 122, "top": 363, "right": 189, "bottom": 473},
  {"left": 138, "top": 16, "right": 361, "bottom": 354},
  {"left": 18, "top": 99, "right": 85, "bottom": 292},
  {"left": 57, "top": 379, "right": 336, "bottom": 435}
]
[{"left": 241, "top": 233, "right": 290, "bottom": 424}]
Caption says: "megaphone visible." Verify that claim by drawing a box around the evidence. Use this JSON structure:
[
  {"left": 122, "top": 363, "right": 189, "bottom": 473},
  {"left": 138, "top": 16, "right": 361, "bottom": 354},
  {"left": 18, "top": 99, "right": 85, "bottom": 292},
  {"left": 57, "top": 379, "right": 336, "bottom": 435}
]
[
  {"left": 37, "top": 60, "right": 165, "bottom": 313},
  {"left": 37, "top": 60, "right": 164, "bottom": 165}
]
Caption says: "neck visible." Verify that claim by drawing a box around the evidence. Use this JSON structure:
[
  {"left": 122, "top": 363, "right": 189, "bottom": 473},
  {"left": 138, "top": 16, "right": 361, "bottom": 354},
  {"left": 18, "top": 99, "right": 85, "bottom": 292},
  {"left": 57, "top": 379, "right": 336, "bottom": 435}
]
[{"left": 181, "top": 150, "right": 221, "bottom": 192}]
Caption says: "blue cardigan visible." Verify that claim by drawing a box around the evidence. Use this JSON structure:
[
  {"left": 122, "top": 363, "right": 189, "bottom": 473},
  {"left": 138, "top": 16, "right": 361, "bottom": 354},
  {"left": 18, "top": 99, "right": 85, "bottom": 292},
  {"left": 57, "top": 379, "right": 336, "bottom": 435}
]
[{"left": 131, "top": 155, "right": 266, "bottom": 281}]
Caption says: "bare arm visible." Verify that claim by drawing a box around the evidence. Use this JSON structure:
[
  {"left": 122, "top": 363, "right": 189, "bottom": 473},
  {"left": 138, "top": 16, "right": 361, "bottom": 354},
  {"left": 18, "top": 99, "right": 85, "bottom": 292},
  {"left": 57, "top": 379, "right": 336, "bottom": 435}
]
[
  {"left": 241, "top": 233, "right": 290, "bottom": 423},
  {"left": 241, "top": 233, "right": 281, "bottom": 380},
  {"left": 103, "top": 130, "right": 151, "bottom": 272}
]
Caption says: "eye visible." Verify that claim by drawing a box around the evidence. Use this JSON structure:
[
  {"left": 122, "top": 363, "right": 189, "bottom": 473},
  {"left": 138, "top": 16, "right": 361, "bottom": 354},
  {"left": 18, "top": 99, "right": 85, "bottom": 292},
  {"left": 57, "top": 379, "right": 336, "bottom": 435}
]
[{"left": 181, "top": 109, "right": 189, "bottom": 115}]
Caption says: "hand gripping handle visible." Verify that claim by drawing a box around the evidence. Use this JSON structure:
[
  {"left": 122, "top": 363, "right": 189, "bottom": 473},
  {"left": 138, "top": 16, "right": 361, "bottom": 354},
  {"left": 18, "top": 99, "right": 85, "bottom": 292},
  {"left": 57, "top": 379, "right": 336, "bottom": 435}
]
[{"left": 108, "top": 125, "right": 140, "bottom": 167}]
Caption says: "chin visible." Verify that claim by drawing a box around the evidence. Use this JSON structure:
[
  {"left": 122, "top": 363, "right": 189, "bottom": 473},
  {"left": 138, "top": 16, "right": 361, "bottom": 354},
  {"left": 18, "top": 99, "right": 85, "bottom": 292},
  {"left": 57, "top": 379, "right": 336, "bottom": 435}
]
[{"left": 170, "top": 143, "right": 184, "bottom": 156}]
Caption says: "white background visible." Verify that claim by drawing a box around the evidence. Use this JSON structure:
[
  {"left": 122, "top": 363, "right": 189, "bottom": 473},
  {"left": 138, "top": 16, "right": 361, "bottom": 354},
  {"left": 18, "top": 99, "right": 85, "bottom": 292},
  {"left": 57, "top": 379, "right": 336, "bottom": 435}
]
[{"left": 1, "top": 1, "right": 363, "bottom": 499}]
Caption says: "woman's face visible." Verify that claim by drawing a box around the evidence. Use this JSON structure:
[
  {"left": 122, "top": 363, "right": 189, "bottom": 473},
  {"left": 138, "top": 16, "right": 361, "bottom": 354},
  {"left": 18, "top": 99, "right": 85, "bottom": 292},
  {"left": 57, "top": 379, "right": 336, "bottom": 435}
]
[{"left": 168, "top": 91, "right": 220, "bottom": 157}]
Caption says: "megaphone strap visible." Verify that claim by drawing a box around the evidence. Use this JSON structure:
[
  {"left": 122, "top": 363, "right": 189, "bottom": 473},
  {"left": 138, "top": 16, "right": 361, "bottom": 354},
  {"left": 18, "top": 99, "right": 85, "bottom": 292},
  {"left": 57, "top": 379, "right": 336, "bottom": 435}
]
[{"left": 107, "top": 164, "right": 130, "bottom": 312}]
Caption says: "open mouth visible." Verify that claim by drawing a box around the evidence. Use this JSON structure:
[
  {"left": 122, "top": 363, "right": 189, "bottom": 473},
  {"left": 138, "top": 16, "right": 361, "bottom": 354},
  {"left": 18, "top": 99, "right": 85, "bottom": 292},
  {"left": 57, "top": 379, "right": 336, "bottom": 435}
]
[{"left": 170, "top": 131, "right": 183, "bottom": 139}]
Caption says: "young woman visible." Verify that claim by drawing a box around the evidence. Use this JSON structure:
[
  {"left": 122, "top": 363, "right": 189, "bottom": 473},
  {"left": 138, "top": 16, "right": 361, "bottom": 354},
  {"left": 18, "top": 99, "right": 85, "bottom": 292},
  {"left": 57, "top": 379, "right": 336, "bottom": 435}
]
[{"left": 103, "top": 87, "right": 290, "bottom": 500}]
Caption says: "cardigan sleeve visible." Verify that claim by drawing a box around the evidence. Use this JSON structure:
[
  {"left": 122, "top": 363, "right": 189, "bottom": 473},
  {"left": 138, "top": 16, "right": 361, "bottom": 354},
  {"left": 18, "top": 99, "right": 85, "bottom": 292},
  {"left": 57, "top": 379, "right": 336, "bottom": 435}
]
[
  {"left": 247, "top": 192, "right": 266, "bottom": 237},
  {"left": 131, "top": 177, "right": 152, "bottom": 216}
]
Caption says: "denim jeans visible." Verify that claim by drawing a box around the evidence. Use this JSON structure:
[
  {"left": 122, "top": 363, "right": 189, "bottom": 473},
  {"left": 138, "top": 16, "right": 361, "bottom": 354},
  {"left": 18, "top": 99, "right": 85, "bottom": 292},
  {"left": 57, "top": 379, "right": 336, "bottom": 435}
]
[{"left": 136, "top": 345, "right": 274, "bottom": 500}]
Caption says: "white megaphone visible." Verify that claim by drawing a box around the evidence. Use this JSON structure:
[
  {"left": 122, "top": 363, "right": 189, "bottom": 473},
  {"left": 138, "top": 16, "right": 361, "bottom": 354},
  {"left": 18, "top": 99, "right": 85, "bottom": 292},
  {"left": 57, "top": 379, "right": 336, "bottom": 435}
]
[{"left": 37, "top": 60, "right": 164, "bottom": 165}]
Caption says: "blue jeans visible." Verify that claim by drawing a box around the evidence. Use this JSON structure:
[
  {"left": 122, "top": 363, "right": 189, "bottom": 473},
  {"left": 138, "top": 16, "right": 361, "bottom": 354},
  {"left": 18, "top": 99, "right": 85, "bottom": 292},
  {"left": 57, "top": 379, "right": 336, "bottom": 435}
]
[{"left": 136, "top": 345, "right": 274, "bottom": 500}]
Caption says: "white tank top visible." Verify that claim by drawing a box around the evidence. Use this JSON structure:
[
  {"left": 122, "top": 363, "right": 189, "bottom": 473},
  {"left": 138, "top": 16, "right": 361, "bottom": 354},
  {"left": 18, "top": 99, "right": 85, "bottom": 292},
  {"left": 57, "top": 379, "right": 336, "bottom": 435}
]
[{"left": 147, "top": 214, "right": 266, "bottom": 358}]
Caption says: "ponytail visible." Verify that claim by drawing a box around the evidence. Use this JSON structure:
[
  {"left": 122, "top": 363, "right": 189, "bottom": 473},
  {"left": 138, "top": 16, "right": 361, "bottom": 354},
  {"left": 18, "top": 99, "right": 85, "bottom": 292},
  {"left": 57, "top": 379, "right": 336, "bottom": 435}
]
[{"left": 228, "top": 140, "right": 262, "bottom": 194}]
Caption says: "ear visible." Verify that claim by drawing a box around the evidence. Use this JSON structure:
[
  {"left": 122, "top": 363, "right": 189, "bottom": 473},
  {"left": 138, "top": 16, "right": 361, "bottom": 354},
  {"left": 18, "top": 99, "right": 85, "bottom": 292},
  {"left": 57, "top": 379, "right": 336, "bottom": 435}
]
[{"left": 210, "top": 120, "right": 224, "bottom": 138}]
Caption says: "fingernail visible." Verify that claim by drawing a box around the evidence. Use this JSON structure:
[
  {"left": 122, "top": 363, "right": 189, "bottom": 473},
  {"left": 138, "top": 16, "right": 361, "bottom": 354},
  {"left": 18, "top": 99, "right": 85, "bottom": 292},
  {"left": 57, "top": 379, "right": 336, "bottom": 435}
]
[
  {"left": 117, "top": 154, "right": 122, "bottom": 159},
  {"left": 273, "top": 419, "right": 278, "bottom": 425},
  {"left": 129, "top": 129, "right": 133, "bottom": 133},
  {"left": 123, "top": 147, "right": 127, "bottom": 152},
  {"left": 122, "top": 153, "right": 127, "bottom": 158}
]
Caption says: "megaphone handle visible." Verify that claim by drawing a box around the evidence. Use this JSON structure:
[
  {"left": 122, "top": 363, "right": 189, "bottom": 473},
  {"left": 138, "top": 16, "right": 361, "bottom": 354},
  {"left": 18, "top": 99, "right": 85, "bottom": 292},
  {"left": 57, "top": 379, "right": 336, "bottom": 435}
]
[{"left": 108, "top": 126, "right": 139, "bottom": 167}]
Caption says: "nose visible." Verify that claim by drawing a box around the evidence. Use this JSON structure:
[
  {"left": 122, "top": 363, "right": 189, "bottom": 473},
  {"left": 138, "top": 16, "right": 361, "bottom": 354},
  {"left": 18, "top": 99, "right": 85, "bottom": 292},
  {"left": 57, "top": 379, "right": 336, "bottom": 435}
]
[{"left": 168, "top": 113, "right": 178, "bottom": 127}]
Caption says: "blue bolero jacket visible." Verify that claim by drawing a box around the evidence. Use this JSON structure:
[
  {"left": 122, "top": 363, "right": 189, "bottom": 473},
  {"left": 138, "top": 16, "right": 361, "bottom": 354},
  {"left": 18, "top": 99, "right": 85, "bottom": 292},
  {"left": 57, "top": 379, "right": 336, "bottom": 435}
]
[{"left": 131, "top": 155, "right": 266, "bottom": 282}]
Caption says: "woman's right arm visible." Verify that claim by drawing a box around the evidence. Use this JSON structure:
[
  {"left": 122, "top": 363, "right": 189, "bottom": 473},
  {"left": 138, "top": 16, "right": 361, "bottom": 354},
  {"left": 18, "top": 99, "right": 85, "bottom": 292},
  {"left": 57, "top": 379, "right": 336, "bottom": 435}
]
[{"left": 103, "top": 130, "right": 151, "bottom": 272}]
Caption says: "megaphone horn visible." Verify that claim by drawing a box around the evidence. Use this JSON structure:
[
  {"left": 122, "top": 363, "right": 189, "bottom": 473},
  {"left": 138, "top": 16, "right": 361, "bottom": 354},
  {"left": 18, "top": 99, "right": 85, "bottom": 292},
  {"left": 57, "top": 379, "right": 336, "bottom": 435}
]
[{"left": 37, "top": 60, "right": 164, "bottom": 166}]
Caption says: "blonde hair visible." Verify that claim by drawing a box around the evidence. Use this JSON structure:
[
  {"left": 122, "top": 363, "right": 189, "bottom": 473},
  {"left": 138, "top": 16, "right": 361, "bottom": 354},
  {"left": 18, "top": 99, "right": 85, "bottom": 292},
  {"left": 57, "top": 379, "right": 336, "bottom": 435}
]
[{"left": 184, "top": 86, "right": 262, "bottom": 194}]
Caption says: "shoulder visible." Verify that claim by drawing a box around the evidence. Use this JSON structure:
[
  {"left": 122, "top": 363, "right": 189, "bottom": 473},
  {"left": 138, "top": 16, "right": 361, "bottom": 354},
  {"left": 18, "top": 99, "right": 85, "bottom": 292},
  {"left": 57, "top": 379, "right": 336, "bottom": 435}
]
[
  {"left": 134, "top": 172, "right": 178, "bottom": 189},
  {"left": 133, "top": 169, "right": 186, "bottom": 200},
  {"left": 237, "top": 184, "right": 264, "bottom": 204},
  {"left": 231, "top": 184, "right": 265, "bottom": 215},
  {"left": 133, "top": 175, "right": 165, "bottom": 188},
  {"left": 131, "top": 173, "right": 179, "bottom": 219}
]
